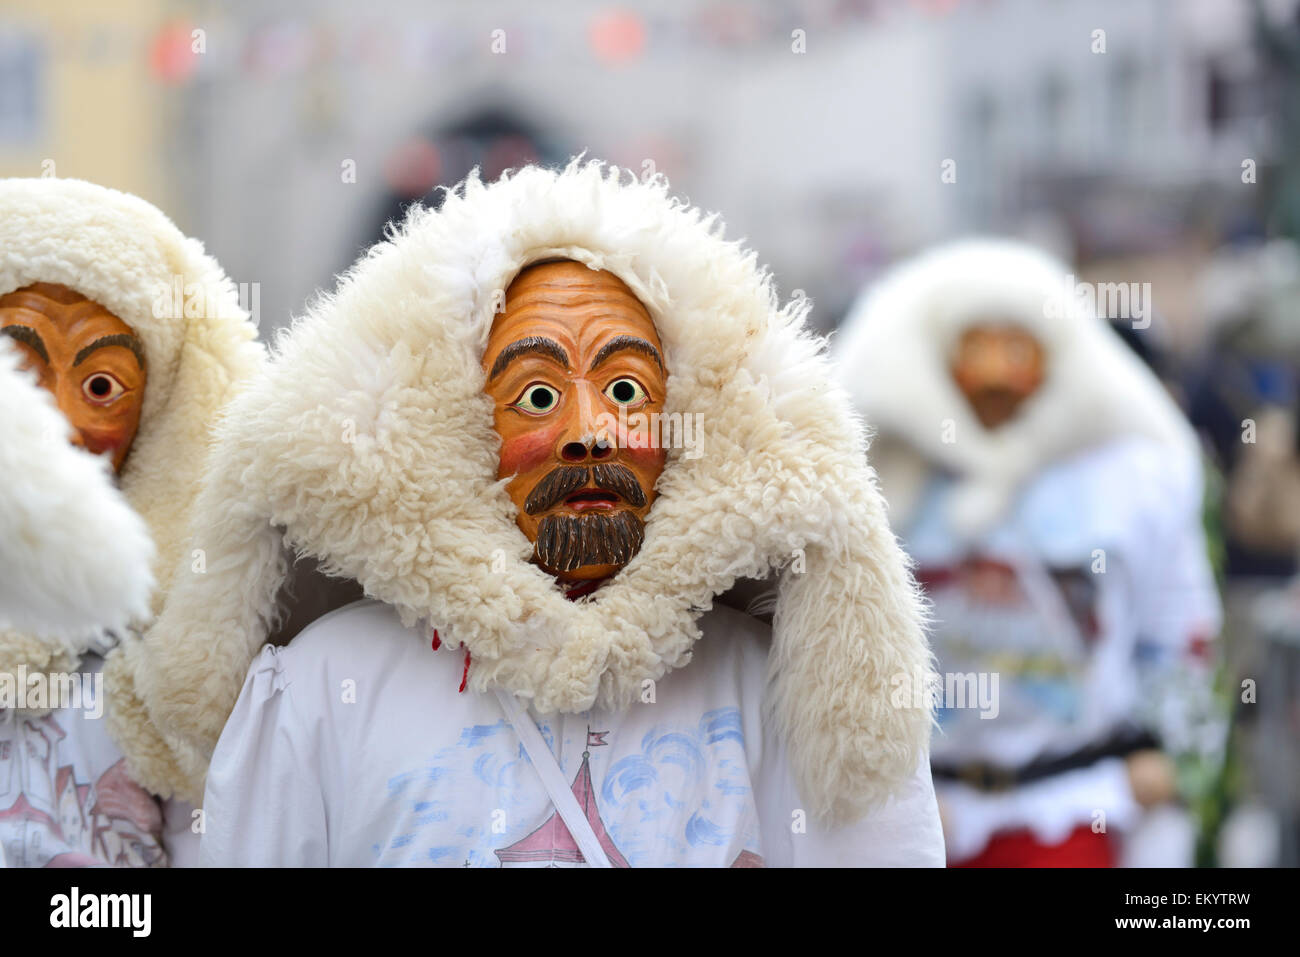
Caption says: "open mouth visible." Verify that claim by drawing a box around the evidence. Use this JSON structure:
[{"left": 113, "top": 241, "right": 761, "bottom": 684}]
[{"left": 563, "top": 489, "right": 621, "bottom": 512}]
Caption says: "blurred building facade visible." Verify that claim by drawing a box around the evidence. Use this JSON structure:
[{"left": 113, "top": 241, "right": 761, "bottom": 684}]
[
  {"left": 0, "top": 0, "right": 1282, "bottom": 335},
  {"left": 0, "top": 0, "right": 178, "bottom": 209}
]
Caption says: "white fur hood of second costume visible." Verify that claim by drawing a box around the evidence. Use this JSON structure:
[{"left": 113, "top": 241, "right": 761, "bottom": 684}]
[
  {"left": 832, "top": 238, "right": 1201, "bottom": 536},
  {"left": 0, "top": 177, "right": 265, "bottom": 796},
  {"left": 131, "top": 160, "right": 935, "bottom": 824}
]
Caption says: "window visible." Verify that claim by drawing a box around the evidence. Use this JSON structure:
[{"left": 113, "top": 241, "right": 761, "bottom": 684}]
[{"left": 0, "top": 32, "right": 44, "bottom": 145}]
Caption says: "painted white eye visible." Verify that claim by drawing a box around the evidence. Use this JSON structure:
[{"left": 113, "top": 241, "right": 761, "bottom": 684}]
[
  {"left": 514, "top": 383, "right": 559, "bottom": 415},
  {"left": 82, "top": 372, "right": 126, "bottom": 405},
  {"left": 604, "top": 377, "right": 646, "bottom": 406}
]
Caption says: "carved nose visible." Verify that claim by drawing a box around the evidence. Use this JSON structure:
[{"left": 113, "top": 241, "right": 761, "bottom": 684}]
[{"left": 560, "top": 437, "right": 614, "bottom": 462}]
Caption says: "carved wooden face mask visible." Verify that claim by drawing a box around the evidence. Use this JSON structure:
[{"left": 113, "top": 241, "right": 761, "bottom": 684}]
[
  {"left": 482, "top": 261, "right": 669, "bottom": 583},
  {"left": 949, "top": 323, "right": 1045, "bottom": 430},
  {"left": 0, "top": 282, "right": 147, "bottom": 473}
]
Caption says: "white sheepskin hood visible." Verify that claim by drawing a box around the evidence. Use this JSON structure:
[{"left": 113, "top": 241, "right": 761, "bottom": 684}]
[
  {"left": 0, "top": 177, "right": 264, "bottom": 792},
  {"left": 132, "top": 160, "right": 933, "bottom": 822},
  {"left": 832, "top": 238, "right": 1199, "bottom": 536},
  {"left": 0, "top": 338, "right": 154, "bottom": 637}
]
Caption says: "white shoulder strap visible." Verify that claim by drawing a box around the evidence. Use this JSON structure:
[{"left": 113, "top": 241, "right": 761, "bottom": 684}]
[{"left": 495, "top": 688, "right": 613, "bottom": 868}]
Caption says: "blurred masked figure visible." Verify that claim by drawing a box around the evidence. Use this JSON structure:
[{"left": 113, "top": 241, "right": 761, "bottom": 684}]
[
  {"left": 834, "top": 239, "right": 1222, "bottom": 867},
  {"left": 0, "top": 180, "right": 262, "bottom": 867}
]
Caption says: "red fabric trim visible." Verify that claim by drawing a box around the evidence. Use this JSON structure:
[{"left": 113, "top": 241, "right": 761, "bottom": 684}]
[{"left": 950, "top": 824, "right": 1116, "bottom": 868}]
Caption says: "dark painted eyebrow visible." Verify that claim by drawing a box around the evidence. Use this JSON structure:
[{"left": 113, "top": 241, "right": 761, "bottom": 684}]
[
  {"left": 588, "top": 335, "right": 664, "bottom": 375},
  {"left": 488, "top": 336, "right": 570, "bottom": 382},
  {"left": 0, "top": 325, "right": 49, "bottom": 365},
  {"left": 74, "top": 334, "right": 145, "bottom": 370}
]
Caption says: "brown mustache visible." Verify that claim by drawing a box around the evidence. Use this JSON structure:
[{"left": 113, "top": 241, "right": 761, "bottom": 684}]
[{"left": 523, "top": 463, "right": 648, "bottom": 515}]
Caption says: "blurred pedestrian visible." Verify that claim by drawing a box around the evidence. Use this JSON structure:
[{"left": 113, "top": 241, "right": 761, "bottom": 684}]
[{"left": 834, "top": 239, "right": 1222, "bottom": 867}]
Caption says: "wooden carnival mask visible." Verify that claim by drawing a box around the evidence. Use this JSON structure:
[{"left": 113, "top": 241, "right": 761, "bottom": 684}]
[
  {"left": 0, "top": 282, "right": 146, "bottom": 473},
  {"left": 949, "top": 323, "right": 1045, "bottom": 430},
  {"left": 482, "top": 260, "right": 668, "bottom": 583}
]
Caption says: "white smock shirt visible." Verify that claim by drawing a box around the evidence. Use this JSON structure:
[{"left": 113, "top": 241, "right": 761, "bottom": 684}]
[
  {"left": 903, "top": 435, "right": 1221, "bottom": 861},
  {"left": 0, "top": 645, "right": 200, "bottom": 868},
  {"left": 201, "top": 600, "right": 944, "bottom": 867}
]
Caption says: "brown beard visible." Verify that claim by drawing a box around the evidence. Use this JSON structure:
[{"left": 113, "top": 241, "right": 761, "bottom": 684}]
[
  {"left": 967, "top": 386, "right": 1028, "bottom": 430},
  {"left": 534, "top": 509, "right": 646, "bottom": 573}
]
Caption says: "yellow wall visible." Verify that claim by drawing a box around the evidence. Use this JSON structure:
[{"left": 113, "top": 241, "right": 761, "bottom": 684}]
[{"left": 0, "top": 0, "right": 174, "bottom": 209}]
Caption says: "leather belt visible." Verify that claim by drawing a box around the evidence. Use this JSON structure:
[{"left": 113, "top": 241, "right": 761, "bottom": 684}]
[{"left": 931, "top": 728, "right": 1161, "bottom": 792}]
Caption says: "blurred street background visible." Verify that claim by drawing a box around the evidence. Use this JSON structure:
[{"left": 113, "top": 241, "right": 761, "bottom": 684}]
[{"left": 2, "top": 0, "right": 1297, "bottom": 866}]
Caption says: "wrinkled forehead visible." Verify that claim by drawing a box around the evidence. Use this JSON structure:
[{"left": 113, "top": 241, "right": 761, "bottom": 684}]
[
  {"left": 486, "top": 260, "right": 662, "bottom": 355},
  {"left": 953, "top": 320, "right": 1044, "bottom": 348},
  {"left": 938, "top": 314, "right": 1047, "bottom": 367},
  {"left": 0, "top": 282, "right": 129, "bottom": 330}
]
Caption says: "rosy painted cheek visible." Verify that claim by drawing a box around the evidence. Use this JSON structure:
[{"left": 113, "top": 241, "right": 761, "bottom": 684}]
[
  {"left": 79, "top": 425, "right": 131, "bottom": 458},
  {"left": 614, "top": 418, "right": 666, "bottom": 463},
  {"left": 621, "top": 442, "right": 666, "bottom": 470},
  {"left": 498, "top": 423, "right": 563, "bottom": 477}
]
